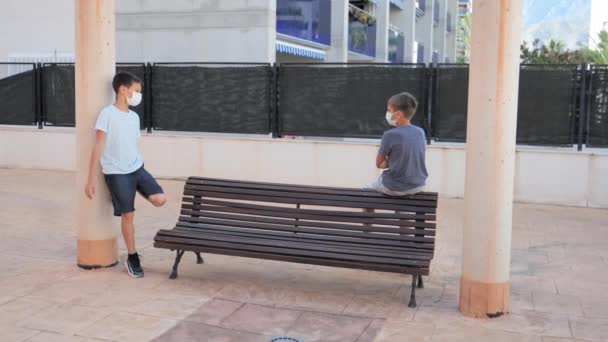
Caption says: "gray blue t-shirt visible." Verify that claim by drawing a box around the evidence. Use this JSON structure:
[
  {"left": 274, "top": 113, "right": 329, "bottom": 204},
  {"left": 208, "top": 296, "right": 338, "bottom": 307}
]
[
  {"left": 378, "top": 125, "right": 428, "bottom": 192},
  {"left": 94, "top": 105, "right": 143, "bottom": 175}
]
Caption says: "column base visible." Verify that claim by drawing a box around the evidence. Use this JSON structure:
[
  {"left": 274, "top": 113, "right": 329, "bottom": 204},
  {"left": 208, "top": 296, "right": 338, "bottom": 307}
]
[
  {"left": 459, "top": 277, "right": 509, "bottom": 318},
  {"left": 77, "top": 238, "right": 118, "bottom": 269}
]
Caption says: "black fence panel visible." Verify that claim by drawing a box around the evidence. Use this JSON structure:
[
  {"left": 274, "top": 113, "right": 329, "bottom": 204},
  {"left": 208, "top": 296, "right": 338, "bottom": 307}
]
[
  {"left": 41, "top": 63, "right": 147, "bottom": 128},
  {"left": 517, "top": 64, "right": 579, "bottom": 146},
  {"left": 42, "top": 63, "right": 75, "bottom": 126},
  {"left": 277, "top": 64, "right": 428, "bottom": 138},
  {"left": 433, "top": 64, "right": 468, "bottom": 142},
  {"left": 0, "top": 63, "right": 37, "bottom": 126},
  {"left": 588, "top": 65, "right": 608, "bottom": 147},
  {"left": 151, "top": 63, "right": 272, "bottom": 134}
]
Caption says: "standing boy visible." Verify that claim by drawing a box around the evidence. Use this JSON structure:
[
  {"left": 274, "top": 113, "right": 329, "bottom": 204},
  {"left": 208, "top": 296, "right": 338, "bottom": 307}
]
[{"left": 84, "top": 71, "right": 166, "bottom": 278}]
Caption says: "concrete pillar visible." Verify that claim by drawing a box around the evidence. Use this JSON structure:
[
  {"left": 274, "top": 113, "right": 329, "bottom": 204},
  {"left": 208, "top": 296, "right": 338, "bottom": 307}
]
[
  {"left": 327, "top": 0, "right": 349, "bottom": 62},
  {"left": 75, "top": 0, "right": 118, "bottom": 268},
  {"left": 459, "top": 0, "right": 522, "bottom": 318},
  {"left": 375, "top": 0, "right": 390, "bottom": 62}
]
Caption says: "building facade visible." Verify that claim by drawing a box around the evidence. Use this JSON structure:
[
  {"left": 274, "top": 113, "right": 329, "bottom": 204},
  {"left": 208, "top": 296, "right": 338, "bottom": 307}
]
[
  {"left": 0, "top": 0, "right": 457, "bottom": 65},
  {"left": 275, "top": 0, "right": 457, "bottom": 63}
]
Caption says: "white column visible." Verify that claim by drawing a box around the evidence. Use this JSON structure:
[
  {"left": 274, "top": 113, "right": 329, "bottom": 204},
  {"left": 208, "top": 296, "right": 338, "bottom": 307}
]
[
  {"left": 445, "top": 0, "right": 458, "bottom": 62},
  {"left": 401, "top": 0, "right": 416, "bottom": 63},
  {"left": 327, "top": 0, "right": 349, "bottom": 62},
  {"left": 459, "top": 0, "right": 522, "bottom": 318},
  {"left": 415, "top": 0, "right": 433, "bottom": 63},
  {"left": 75, "top": 0, "right": 118, "bottom": 268},
  {"left": 375, "top": 0, "right": 390, "bottom": 62}
]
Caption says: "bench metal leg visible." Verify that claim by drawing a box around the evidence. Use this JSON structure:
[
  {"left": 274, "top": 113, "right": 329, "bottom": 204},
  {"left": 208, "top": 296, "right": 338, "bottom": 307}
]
[
  {"left": 195, "top": 252, "right": 204, "bottom": 264},
  {"left": 418, "top": 275, "right": 424, "bottom": 289},
  {"left": 408, "top": 275, "right": 417, "bottom": 308},
  {"left": 169, "top": 250, "right": 185, "bottom": 279}
]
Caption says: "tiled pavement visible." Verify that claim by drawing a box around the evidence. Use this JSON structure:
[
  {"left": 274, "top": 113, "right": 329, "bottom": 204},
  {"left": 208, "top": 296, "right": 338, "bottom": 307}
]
[{"left": 1, "top": 169, "right": 607, "bottom": 342}]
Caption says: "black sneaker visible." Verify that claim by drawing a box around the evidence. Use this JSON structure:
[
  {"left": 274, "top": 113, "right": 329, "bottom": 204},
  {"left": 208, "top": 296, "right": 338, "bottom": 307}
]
[{"left": 126, "top": 253, "right": 144, "bottom": 278}]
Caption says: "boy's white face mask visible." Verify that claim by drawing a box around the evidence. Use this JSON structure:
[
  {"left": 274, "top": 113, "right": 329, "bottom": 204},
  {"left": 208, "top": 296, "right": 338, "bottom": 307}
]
[
  {"left": 385, "top": 111, "right": 397, "bottom": 126},
  {"left": 128, "top": 91, "right": 142, "bottom": 107}
]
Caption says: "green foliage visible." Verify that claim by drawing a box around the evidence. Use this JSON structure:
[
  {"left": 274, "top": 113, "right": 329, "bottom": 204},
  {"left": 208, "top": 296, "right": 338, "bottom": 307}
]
[{"left": 520, "top": 39, "right": 592, "bottom": 64}]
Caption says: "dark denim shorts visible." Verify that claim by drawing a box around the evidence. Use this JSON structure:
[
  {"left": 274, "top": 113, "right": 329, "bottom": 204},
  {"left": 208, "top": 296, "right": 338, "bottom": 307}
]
[{"left": 104, "top": 166, "right": 164, "bottom": 217}]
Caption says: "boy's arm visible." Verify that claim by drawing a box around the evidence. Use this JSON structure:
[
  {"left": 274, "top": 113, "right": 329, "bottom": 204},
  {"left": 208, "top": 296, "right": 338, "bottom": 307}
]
[
  {"left": 376, "top": 154, "right": 388, "bottom": 169},
  {"left": 84, "top": 130, "right": 106, "bottom": 199},
  {"left": 376, "top": 133, "right": 390, "bottom": 169}
]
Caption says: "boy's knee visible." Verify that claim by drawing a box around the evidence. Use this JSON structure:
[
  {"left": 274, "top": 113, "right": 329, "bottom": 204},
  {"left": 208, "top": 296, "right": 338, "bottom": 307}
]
[
  {"left": 121, "top": 212, "right": 135, "bottom": 222},
  {"left": 151, "top": 194, "right": 167, "bottom": 207}
]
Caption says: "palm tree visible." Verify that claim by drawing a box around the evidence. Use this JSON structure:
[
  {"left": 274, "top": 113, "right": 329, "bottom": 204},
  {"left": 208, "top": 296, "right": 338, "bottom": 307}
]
[{"left": 586, "top": 30, "right": 608, "bottom": 64}]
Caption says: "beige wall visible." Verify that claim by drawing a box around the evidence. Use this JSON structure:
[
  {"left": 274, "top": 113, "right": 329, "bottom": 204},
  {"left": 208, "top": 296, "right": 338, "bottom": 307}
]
[{"left": 1, "top": 126, "right": 607, "bottom": 209}]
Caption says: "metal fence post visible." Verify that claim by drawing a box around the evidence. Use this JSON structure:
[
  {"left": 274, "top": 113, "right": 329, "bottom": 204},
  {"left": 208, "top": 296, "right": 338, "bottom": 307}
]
[
  {"left": 577, "top": 64, "right": 588, "bottom": 151},
  {"left": 585, "top": 65, "right": 595, "bottom": 147},
  {"left": 147, "top": 62, "right": 153, "bottom": 133},
  {"left": 425, "top": 64, "right": 435, "bottom": 145},
  {"left": 273, "top": 63, "right": 281, "bottom": 138},
  {"left": 35, "top": 63, "right": 42, "bottom": 129},
  {"left": 144, "top": 62, "right": 152, "bottom": 133}
]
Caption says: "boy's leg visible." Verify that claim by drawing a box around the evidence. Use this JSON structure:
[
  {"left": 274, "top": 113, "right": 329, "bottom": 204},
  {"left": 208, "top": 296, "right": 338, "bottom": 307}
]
[
  {"left": 121, "top": 212, "right": 136, "bottom": 254},
  {"left": 135, "top": 166, "right": 166, "bottom": 207},
  {"left": 148, "top": 193, "right": 167, "bottom": 207}
]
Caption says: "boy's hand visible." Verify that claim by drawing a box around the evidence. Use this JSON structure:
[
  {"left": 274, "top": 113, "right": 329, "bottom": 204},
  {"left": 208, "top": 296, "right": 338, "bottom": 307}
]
[{"left": 85, "top": 181, "right": 95, "bottom": 199}]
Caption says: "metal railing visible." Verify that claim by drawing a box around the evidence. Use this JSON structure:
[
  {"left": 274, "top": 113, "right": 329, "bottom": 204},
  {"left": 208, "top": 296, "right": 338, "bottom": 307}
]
[
  {"left": 1, "top": 62, "right": 607, "bottom": 149},
  {"left": 348, "top": 5, "right": 377, "bottom": 57},
  {"left": 276, "top": 0, "right": 331, "bottom": 46}
]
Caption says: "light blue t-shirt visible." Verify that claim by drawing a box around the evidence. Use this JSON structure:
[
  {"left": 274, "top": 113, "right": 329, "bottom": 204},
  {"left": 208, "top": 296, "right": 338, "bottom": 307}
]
[{"left": 95, "top": 105, "right": 143, "bottom": 175}]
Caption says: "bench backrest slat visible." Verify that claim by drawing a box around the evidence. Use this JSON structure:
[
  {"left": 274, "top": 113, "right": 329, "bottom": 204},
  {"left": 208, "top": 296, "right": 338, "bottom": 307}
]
[{"left": 180, "top": 177, "right": 438, "bottom": 245}]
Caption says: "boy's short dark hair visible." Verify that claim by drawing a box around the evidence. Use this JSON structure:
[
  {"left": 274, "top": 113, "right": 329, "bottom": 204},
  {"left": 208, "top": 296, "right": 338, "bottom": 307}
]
[
  {"left": 112, "top": 71, "right": 143, "bottom": 94},
  {"left": 388, "top": 92, "right": 418, "bottom": 119}
]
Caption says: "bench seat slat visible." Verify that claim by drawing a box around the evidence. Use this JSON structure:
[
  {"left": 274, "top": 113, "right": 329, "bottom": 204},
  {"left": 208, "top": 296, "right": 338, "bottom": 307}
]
[
  {"left": 175, "top": 222, "right": 435, "bottom": 246},
  {"left": 173, "top": 225, "right": 434, "bottom": 254},
  {"left": 155, "top": 232, "right": 431, "bottom": 267},
  {"left": 162, "top": 229, "right": 432, "bottom": 261},
  {"left": 155, "top": 241, "right": 429, "bottom": 275}
]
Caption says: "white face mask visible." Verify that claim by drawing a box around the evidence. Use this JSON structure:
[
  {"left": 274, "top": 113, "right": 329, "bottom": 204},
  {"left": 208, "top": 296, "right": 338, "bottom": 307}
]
[
  {"left": 385, "top": 111, "right": 397, "bottom": 126},
  {"left": 127, "top": 91, "right": 142, "bottom": 107}
]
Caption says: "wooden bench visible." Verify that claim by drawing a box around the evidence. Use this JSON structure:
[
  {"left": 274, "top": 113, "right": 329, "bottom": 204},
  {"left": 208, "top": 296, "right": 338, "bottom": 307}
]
[{"left": 154, "top": 177, "right": 438, "bottom": 308}]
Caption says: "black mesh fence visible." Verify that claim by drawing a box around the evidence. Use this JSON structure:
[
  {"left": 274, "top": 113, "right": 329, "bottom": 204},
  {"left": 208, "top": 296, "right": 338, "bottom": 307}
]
[
  {"left": 588, "top": 65, "right": 608, "bottom": 147},
  {"left": 517, "top": 64, "right": 579, "bottom": 146},
  {"left": 0, "top": 63, "right": 37, "bottom": 126},
  {"left": 432, "top": 64, "right": 469, "bottom": 142},
  {"left": 432, "top": 64, "right": 580, "bottom": 145},
  {"left": 150, "top": 63, "right": 272, "bottom": 134},
  {"left": 42, "top": 63, "right": 74, "bottom": 126},
  {"left": 277, "top": 64, "right": 429, "bottom": 138},
  {"left": 3, "top": 61, "right": 607, "bottom": 148},
  {"left": 41, "top": 63, "right": 147, "bottom": 127}
]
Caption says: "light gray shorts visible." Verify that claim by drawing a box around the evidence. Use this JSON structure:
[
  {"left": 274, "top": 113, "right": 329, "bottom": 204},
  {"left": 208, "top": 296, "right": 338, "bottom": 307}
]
[{"left": 365, "top": 175, "right": 425, "bottom": 196}]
